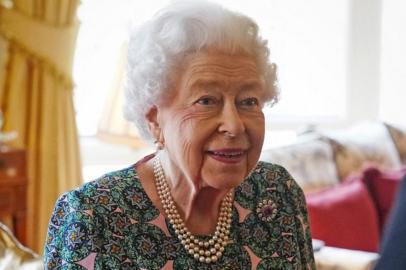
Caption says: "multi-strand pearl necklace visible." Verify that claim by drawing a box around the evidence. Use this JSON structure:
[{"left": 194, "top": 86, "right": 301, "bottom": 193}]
[{"left": 153, "top": 157, "right": 234, "bottom": 264}]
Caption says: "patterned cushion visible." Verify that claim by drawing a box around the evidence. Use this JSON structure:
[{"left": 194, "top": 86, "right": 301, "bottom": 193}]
[
  {"left": 385, "top": 123, "right": 406, "bottom": 165},
  {"left": 260, "top": 137, "right": 339, "bottom": 192},
  {"left": 323, "top": 122, "right": 402, "bottom": 181}
]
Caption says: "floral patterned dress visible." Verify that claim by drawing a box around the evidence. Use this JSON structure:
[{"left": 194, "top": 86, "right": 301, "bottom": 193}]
[{"left": 44, "top": 160, "right": 315, "bottom": 270}]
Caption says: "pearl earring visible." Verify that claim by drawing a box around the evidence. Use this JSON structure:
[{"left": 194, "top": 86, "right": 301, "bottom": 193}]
[{"left": 154, "top": 140, "right": 164, "bottom": 150}]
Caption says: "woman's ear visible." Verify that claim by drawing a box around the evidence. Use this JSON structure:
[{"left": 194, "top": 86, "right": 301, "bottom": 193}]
[{"left": 146, "top": 106, "right": 162, "bottom": 142}]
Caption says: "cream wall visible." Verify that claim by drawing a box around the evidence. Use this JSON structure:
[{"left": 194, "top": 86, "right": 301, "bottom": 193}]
[
  {"left": 315, "top": 0, "right": 405, "bottom": 129},
  {"left": 379, "top": 0, "right": 406, "bottom": 127},
  {"left": 346, "top": 0, "right": 406, "bottom": 128},
  {"left": 346, "top": 0, "right": 382, "bottom": 125},
  {"left": 263, "top": 0, "right": 405, "bottom": 131}
]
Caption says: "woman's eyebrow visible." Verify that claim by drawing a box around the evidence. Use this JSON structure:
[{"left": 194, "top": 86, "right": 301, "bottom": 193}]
[
  {"left": 189, "top": 78, "right": 263, "bottom": 89},
  {"left": 188, "top": 79, "right": 223, "bottom": 90},
  {"left": 240, "top": 81, "right": 264, "bottom": 91}
]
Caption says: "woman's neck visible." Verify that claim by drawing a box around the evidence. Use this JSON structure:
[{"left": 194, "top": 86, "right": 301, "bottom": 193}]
[
  {"left": 157, "top": 152, "right": 231, "bottom": 235},
  {"left": 177, "top": 186, "right": 230, "bottom": 235}
]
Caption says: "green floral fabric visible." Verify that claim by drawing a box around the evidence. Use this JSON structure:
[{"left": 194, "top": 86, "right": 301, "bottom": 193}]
[{"left": 44, "top": 161, "right": 315, "bottom": 269}]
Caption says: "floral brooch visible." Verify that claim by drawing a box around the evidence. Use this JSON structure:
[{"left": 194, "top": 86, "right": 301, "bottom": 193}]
[{"left": 256, "top": 199, "right": 277, "bottom": 222}]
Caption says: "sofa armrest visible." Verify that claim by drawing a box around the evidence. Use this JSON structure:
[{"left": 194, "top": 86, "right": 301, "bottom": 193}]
[{"left": 0, "top": 222, "right": 43, "bottom": 269}]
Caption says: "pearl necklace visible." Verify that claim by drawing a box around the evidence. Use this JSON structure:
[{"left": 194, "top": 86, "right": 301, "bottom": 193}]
[{"left": 153, "top": 157, "right": 234, "bottom": 264}]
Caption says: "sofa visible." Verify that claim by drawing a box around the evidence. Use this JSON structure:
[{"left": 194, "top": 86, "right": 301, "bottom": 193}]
[{"left": 260, "top": 121, "right": 406, "bottom": 270}]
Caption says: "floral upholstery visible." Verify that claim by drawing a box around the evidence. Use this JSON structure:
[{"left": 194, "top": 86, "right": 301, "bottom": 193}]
[
  {"left": 385, "top": 123, "right": 406, "bottom": 165},
  {"left": 322, "top": 122, "right": 402, "bottom": 181},
  {"left": 260, "top": 137, "right": 339, "bottom": 192}
]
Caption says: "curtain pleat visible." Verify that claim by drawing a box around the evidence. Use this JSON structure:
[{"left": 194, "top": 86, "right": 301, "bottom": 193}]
[
  {"left": 3, "top": 49, "right": 28, "bottom": 147},
  {"left": 59, "top": 0, "right": 70, "bottom": 24},
  {"left": 43, "top": 1, "right": 54, "bottom": 23},
  {"left": 0, "top": 37, "right": 9, "bottom": 97},
  {"left": 14, "top": 0, "right": 33, "bottom": 17}
]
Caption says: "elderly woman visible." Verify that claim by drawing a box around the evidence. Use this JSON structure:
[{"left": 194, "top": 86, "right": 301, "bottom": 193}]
[{"left": 44, "top": 1, "right": 315, "bottom": 269}]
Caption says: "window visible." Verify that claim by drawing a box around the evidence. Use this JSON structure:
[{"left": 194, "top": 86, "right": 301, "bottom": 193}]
[
  {"left": 219, "top": 0, "right": 349, "bottom": 125},
  {"left": 74, "top": 0, "right": 350, "bottom": 137}
]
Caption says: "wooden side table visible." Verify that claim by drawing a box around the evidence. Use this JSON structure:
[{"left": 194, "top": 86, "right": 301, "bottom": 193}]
[{"left": 0, "top": 146, "right": 28, "bottom": 245}]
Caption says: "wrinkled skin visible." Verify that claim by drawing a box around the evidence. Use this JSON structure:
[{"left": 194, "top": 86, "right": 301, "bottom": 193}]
[{"left": 145, "top": 49, "right": 266, "bottom": 232}]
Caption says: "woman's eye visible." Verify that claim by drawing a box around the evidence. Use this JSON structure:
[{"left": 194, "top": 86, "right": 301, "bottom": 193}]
[
  {"left": 240, "top": 97, "right": 259, "bottom": 107},
  {"left": 196, "top": 97, "right": 216, "bottom": 106}
]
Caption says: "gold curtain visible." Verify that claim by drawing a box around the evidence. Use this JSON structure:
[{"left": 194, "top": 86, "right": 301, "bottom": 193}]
[{"left": 0, "top": 0, "right": 82, "bottom": 253}]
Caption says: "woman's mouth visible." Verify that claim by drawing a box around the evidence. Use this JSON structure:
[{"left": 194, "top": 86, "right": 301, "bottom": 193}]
[{"left": 206, "top": 149, "right": 246, "bottom": 164}]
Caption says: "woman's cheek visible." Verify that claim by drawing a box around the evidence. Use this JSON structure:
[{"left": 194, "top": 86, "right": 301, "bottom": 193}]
[
  {"left": 174, "top": 113, "right": 205, "bottom": 170},
  {"left": 246, "top": 113, "right": 265, "bottom": 166}
]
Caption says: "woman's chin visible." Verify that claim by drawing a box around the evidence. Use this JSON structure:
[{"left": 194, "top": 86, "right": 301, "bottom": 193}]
[{"left": 202, "top": 172, "right": 247, "bottom": 190}]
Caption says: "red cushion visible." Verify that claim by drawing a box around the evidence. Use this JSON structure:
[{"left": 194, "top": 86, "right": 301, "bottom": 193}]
[
  {"left": 361, "top": 166, "right": 406, "bottom": 231},
  {"left": 306, "top": 179, "right": 380, "bottom": 252}
]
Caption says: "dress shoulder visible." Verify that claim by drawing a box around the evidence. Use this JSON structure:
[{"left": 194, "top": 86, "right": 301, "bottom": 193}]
[{"left": 44, "top": 165, "right": 160, "bottom": 269}]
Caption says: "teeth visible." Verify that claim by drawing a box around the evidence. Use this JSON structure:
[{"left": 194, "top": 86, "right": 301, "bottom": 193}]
[{"left": 212, "top": 151, "right": 243, "bottom": 156}]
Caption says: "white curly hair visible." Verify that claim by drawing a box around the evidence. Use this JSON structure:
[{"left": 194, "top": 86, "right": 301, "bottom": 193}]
[{"left": 124, "top": 0, "right": 279, "bottom": 141}]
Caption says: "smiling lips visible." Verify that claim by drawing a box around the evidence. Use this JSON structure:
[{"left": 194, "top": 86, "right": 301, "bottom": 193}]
[{"left": 206, "top": 149, "right": 246, "bottom": 164}]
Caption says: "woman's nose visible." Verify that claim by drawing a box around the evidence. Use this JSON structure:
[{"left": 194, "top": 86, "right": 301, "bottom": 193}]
[{"left": 218, "top": 103, "right": 245, "bottom": 136}]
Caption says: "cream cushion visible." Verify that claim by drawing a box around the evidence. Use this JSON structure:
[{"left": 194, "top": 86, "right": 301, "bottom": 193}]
[
  {"left": 315, "top": 246, "right": 379, "bottom": 270},
  {"left": 323, "top": 122, "right": 402, "bottom": 180},
  {"left": 260, "top": 137, "right": 339, "bottom": 192},
  {"left": 385, "top": 123, "right": 406, "bottom": 165}
]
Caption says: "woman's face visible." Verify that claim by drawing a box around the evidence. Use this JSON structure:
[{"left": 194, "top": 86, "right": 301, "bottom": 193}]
[{"left": 154, "top": 50, "right": 266, "bottom": 190}]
